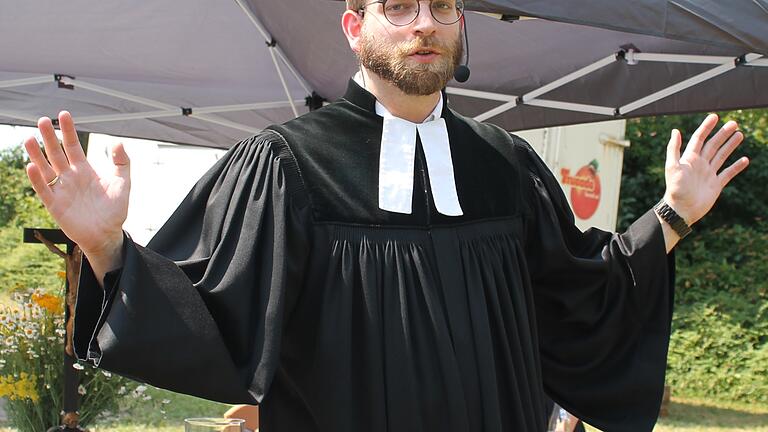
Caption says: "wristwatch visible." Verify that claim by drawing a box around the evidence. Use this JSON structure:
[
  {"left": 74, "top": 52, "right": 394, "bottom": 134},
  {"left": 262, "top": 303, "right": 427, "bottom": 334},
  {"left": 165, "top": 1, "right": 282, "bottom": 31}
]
[{"left": 654, "top": 200, "right": 692, "bottom": 239}]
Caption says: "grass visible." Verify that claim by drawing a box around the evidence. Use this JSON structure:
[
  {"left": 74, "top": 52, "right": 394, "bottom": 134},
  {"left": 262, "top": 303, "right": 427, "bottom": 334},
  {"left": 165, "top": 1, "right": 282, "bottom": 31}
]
[
  {"left": 1, "top": 393, "right": 767, "bottom": 431},
  {"left": 582, "top": 397, "right": 768, "bottom": 431}
]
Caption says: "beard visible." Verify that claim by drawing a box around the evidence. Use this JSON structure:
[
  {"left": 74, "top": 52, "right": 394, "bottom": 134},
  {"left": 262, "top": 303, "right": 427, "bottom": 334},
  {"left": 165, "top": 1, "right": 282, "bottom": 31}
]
[{"left": 358, "top": 30, "right": 463, "bottom": 96}]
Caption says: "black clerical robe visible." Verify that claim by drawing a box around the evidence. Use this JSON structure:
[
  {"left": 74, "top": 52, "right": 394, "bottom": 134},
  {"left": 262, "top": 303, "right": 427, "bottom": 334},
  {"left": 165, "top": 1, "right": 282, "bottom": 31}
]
[{"left": 74, "top": 80, "right": 674, "bottom": 432}]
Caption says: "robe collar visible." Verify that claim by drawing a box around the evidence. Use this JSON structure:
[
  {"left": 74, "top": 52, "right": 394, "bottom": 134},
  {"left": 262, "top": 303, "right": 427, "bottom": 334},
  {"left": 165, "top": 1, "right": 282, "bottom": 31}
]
[{"left": 345, "top": 76, "right": 463, "bottom": 216}]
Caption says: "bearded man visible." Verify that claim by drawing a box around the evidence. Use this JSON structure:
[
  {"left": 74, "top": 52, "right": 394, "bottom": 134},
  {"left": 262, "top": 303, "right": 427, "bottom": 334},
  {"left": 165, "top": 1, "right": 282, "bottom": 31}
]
[{"left": 23, "top": 0, "right": 749, "bottom": 431}]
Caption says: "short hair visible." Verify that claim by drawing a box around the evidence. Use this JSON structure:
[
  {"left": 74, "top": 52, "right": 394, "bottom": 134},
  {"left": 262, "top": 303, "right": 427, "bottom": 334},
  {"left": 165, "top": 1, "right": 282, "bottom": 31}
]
[{"left": 346, "top": 0, "right": 366, "bottom": 11}]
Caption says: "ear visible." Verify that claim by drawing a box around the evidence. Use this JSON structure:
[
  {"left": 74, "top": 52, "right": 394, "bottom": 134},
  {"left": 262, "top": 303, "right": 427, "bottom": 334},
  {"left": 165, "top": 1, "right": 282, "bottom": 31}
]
[{"left": 342, "top": 9, "right": 364, "bottom": 53}]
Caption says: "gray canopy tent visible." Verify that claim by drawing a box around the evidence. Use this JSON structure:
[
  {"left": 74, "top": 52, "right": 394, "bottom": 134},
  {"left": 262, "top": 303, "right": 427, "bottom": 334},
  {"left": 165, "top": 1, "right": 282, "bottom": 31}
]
[{"left": 1, "top": 0, "right": 766, "bottom": 150}]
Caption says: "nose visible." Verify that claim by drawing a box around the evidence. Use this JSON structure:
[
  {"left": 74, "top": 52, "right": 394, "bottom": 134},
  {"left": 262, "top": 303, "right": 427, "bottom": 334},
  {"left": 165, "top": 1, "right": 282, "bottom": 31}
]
[{"left": 411, "top": 1, "right": 437, "bottom": 35}]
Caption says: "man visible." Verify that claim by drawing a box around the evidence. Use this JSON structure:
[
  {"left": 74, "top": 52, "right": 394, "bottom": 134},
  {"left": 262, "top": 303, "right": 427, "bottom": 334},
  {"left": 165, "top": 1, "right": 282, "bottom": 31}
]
[{"left": 23, "top": 0, "right": 749, "bottom": 430}]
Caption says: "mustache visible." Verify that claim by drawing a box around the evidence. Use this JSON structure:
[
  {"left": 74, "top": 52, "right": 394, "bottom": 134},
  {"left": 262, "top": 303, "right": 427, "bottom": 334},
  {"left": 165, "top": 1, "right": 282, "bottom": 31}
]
[{"left": 398, "top": 36, "right": 451, "bottom": 55}]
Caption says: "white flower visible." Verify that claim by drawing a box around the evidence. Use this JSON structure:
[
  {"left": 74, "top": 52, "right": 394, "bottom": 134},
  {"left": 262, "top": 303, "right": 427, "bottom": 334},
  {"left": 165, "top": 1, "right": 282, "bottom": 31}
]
[
  {"left": 78, "top": 385, "right": 87, "bottom": 395},
  {"left": 161, "top": 399, "right": 171, "bottom": 404},
  {"left": 101, "top": 371, "right": 112, "bottom": 378},
  {"left": 72, "top": 363, "right": 85, "bottom": 371},
  {"left": 142, "top": 395, "right": 152, "bottom": 401},
  {"left": 117, "top": 386, "right": 127, "bottom": 395},
  {"left": 135, "top": 385, "right": 147, "bottom": 394}
]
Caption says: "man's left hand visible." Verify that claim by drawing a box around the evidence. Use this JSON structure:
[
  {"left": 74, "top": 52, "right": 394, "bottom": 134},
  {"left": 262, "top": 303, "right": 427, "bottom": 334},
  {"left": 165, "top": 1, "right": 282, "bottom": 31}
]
[{"left": 663, "top": 113, "right": 749, "bottom": 226}]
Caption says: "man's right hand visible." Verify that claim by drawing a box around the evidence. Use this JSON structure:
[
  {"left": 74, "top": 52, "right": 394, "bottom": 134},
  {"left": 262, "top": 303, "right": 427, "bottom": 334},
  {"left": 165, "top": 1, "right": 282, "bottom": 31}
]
[{"left": 24, "top": 111, "right": 130, "bottom": 283}]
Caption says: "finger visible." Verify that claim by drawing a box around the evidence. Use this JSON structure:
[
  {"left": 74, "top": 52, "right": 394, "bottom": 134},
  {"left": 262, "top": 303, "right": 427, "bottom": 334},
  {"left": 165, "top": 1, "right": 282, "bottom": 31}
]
[
  {"left": 23, "top": 136, "right": 57, "bottom": 183},
  {"left": 37, "top": 116, "right": 70, "bottom": 173},
  {"left": 701, "top": 120, "right": 739, "bottom": 161},
  {"left": 684, "top": 113, "right": 719, "bottom": 156},
  {"left": 718, "top": 157, "right": 750, "bottom": 189},
  {"left": 711, "top": 131, "right": 744, "bottom": 172},
  {"left": 666, "top": 129, "right": 682, "bottom": 167},
  {"left": 25, "top": 163, "right": 55, "bottom": 206},
  {"left": 58, "top": 111, "right": 87, "bottom": 165},
  {"left": 110, "top": 142, "right": 131, "bottom": 179}
]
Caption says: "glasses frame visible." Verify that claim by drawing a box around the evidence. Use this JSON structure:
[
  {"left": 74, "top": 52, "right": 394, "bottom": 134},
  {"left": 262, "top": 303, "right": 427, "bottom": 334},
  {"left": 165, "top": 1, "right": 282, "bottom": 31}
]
[{"left": 359, "top": 0, "right": 465, "bottom": 26}]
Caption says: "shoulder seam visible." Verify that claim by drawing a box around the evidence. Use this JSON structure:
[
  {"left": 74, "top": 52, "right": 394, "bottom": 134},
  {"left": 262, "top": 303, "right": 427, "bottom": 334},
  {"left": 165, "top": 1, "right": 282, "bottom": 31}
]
[{"left": 261, "top": 129, "right": 315, "bottom": 215}]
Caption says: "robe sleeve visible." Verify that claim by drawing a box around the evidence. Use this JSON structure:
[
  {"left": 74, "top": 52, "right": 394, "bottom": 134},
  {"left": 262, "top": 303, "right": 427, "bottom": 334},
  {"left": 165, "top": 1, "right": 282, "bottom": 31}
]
[
  {"left": 517, "top": 138, "right": 674, "bottom": 432},
  {"left": 73, "top": 131, "right": 312, "bottom": 404}
]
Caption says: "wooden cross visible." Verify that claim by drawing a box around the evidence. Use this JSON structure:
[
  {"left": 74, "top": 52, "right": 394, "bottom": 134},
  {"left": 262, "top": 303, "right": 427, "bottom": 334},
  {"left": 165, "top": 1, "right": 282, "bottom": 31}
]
[{"left": 23, "top": 228, "right": 86, "bottom": 432}]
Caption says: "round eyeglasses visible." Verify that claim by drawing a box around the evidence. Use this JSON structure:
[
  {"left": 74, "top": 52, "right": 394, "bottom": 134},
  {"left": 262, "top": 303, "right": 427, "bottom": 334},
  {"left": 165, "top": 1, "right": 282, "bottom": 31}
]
[{"left": 360, "top": 0, "right": 465, "bottom": 26}]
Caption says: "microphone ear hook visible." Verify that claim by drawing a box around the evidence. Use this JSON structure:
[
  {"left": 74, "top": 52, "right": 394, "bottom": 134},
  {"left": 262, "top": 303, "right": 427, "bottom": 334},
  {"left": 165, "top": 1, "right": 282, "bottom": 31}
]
[{"left": 453, "top": 15, "right": 470, "bottom": 82}]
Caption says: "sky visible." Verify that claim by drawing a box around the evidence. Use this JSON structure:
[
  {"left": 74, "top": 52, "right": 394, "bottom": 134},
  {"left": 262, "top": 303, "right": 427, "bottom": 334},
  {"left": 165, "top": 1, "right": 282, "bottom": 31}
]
[{"left": 0, "top": 124, "right": 39, "bottom": 151}]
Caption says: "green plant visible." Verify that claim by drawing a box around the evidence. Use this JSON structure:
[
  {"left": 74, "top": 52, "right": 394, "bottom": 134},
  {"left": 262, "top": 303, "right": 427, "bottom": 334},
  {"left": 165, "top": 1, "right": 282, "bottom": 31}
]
[
  {"left": 0, "top": 288, "right": 155, "bottom": 431},
  {"left": 666, "top": 223, "right": 768, "bottom": 403}
]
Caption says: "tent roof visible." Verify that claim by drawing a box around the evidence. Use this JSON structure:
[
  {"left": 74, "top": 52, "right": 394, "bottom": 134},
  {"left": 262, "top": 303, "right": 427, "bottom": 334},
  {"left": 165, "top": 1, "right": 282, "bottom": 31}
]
[{"left": 1, "top": 0, "right": 766, "bottom": 148}]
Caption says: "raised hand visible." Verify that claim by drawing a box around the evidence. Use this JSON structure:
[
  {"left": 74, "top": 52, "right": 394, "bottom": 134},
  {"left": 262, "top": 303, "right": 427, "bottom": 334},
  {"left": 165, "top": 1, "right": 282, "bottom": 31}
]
[
  {"left": 663, "top": 113, "right": 749, "bottom": 227},
  {"left": 24, "top": 111, "right": 130, "bottom": 278}
]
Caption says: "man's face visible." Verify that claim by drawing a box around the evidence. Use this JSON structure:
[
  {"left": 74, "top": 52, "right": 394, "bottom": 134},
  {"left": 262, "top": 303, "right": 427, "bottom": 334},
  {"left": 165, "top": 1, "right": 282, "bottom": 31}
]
[{"left": 357, "top": 2, "right": 463, "bottom": 96}]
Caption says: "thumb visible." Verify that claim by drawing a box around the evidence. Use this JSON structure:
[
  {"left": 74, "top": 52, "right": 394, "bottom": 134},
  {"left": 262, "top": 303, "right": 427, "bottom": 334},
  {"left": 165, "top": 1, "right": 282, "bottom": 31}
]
[{"left": 111, "top": 142, "right": 130, "bottom": 179}]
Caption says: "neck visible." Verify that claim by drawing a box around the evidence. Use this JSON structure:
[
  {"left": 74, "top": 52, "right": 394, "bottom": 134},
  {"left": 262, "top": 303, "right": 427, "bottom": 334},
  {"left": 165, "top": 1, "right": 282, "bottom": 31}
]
[{"left": 360, "top": 68, "right": 440, "bottom": 123}]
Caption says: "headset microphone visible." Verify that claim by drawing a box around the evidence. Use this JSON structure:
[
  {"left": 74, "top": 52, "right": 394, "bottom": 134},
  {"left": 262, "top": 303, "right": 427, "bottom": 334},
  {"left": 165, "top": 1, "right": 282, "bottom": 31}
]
[{"left": 453, "top": 17, "right": 470, "bottom": 83}]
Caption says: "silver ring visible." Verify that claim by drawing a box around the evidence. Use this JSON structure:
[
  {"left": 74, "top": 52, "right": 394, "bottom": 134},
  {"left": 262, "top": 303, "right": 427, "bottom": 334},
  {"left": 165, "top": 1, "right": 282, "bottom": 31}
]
[{"left": 46, "top": 175, "right": 59, "bottom": 187}]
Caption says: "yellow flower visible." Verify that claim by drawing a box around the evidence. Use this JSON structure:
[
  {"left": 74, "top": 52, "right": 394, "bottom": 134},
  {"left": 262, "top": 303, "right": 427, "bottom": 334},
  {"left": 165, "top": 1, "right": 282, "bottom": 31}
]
[
  {"left": 57, "top": 271, "right": 67, "bottom": 279},
  {"left": 0, "top": 373, "right": 39, "bottom": 402},
  {"left": 31, "top": 293, "right": 64, "bottom": 315}
]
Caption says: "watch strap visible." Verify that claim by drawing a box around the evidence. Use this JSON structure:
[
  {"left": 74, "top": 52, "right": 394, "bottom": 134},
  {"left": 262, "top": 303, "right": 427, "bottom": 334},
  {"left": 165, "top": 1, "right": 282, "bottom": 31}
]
[{"left": 654, "top": 200, "right": 692, "bottom": 239}]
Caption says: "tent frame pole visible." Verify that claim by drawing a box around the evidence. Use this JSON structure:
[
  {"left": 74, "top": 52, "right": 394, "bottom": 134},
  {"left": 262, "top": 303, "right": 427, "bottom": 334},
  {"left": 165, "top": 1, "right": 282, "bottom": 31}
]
[
  {"left": 55, "top": 76, "right": 262, "bottom": 134},
  {"left": 0, "top": 75, "right": 52, "bottom": 89},
  {"left": 233, "top": 0, "right": 311, "bottom": 117},
  {"left": 620, "top": 53, "right": 764, "bottom": 114},
  {"left": 457, "top": 51, "right": 765, "bottom": 121}
]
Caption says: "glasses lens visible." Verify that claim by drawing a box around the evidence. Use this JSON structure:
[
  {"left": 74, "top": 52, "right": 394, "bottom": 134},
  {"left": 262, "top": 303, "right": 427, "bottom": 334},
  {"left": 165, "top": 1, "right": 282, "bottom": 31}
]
[
  {"left": 383, "top": 0, "right": 419, "bottom": 26},
  {"left": 431, "top": 0, "right": 463, "bottom": 24}
]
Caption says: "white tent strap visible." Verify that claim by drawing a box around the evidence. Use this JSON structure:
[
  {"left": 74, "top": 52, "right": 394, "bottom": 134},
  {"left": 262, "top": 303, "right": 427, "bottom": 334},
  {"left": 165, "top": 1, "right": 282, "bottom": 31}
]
[
  {"left": 620, "top": 53, "right": 764, "bottom": 114},
  {"left": 268, "top": 45, "right": 299, "bottom": 117},
  {"left": 522, "top": 54, "right": 617, "bottom": 103},
  {"left": 630, "top": 52, "right": 768, "bottom": 67},
  {"left": 73, "top": 100, "right": 301, "bottom": 127},
  {"left": 0, "top": 75, "right": 52, "bottom": 89},
  {"left": 57, "top": 76, "right": 294, "bottom": 133},
  {"left": 0, "top": 110, "right": 39, "bottom": 123},
  {"left": 526, "top": 99, "right": 615, "bottom": 116},
  {"left": 468, "top": 52, "right": 764, "bottom": 121},
  {"left": 446, "top": 87, "right": 516, "bottom": 102},
  {"left": 474, "top": 100, "right": 517, "bottom": 122},
  {"left": 58, "top": 77, "right": 175, "bottom": 110},
  {"left": 192, "top": 114, "right": 261, "bottom": 134},
  {"left": 233, "top": 0, "right": 312, "bottom": 98}
]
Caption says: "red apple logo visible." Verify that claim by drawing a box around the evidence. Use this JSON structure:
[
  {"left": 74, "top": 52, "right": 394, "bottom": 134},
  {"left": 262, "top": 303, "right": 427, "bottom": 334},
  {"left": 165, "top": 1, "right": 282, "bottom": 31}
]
[{"left": 560, "top": 159, "right": 601, "bottom": 220}]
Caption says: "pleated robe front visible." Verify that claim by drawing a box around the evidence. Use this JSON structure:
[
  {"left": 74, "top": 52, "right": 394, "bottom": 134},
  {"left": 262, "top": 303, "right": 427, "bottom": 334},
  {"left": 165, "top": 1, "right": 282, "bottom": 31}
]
[{"left": 74, "top": 80, "right": 674, "bottom": 432}]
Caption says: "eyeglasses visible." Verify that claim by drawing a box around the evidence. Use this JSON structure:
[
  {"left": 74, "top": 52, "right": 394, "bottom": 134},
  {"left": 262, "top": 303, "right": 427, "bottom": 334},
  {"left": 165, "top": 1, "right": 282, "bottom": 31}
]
[{"left": 360, "top": 0, "right": 465, "bottom": 26}]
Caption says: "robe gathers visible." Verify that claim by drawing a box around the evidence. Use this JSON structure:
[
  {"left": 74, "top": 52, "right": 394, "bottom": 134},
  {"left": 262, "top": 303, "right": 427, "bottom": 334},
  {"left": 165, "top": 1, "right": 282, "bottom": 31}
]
[{"left": 74, "top": 79, "right": 674, "bottom": 432}]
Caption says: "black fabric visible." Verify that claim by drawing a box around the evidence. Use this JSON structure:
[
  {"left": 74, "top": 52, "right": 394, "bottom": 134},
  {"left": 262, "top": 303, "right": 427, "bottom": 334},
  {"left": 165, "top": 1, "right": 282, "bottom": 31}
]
[{"left": 74, "top": 79, "right": 674, "bottom": 432}]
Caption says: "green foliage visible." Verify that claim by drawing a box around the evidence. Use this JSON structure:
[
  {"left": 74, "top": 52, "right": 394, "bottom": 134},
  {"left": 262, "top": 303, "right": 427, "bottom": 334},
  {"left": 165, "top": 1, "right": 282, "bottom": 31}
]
[
  {"left": 0, "top": 146, "right": 33, "bottom": 227},
  {"left": 666, "top": 224, "right": 768, "bottom": 403},
  {"left": 618, "top": 109, "right": 768, "bottom": 231},
  {"left": 618, "top": 109, "right": 768, "bottom": 404},
  {"left": 0, "top": 145, "right": 61, "bottom": 294},
  {"left": 0, "top": 225, "right": 63, "bottom": 294}
]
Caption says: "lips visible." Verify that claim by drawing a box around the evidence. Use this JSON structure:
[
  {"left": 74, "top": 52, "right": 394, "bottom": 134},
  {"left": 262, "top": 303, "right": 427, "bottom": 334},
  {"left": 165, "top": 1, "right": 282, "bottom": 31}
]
[{"left": 409, "top": 47, "right": 441, "bottom": 56}]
